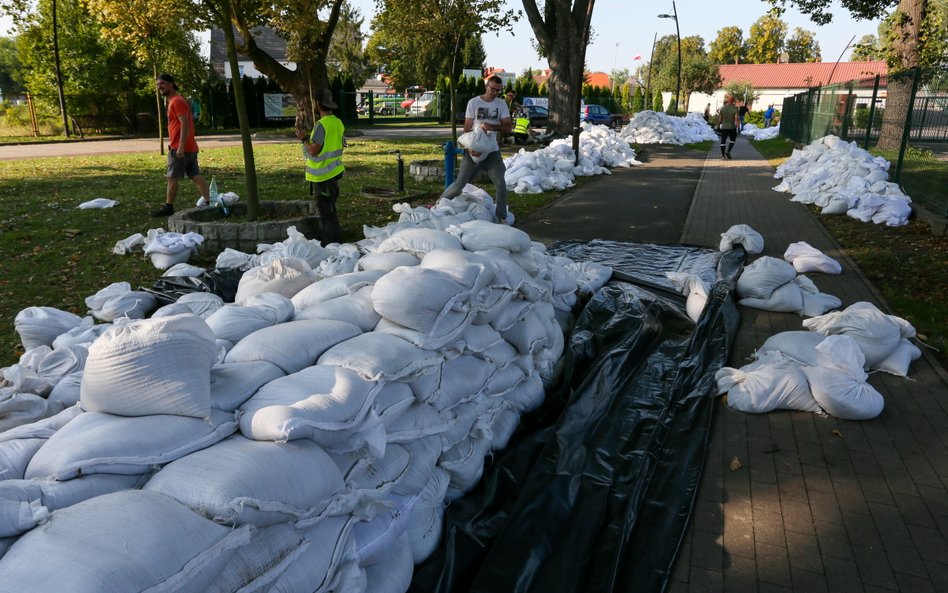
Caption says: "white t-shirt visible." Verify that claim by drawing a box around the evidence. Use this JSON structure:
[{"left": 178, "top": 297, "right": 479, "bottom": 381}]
[{"left": 465, "top": 96, "right": 510, "bottom": 155}]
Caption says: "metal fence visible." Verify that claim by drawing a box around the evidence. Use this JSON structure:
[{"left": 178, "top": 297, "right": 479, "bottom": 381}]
[{"left": 780, "top": 68, "right": 948, "bottom": 216}]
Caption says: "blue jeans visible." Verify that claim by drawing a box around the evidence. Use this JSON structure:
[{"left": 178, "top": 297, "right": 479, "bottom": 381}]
[{"left": 440, "top": 150, "right": 508, "bottom": 220}]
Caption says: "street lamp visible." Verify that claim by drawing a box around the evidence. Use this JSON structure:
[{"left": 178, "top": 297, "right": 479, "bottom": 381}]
[{"left": 658, "top": 1, "right": 681, "bottom": 114}]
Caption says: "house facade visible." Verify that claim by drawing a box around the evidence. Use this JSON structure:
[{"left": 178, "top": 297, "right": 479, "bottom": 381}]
[{"left": 687, "top": 61, "right": 888, "bottom": 114}]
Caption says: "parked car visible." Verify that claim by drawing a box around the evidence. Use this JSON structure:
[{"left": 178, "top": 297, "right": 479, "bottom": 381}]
[
  {"left": 580, "top": 104, "right": 613, "bottom": 126},
  {"left": 408, "top": 91, "right": 438, "bottom": 116},
  {"left": 520, "top": 104, "right": 549, "bottom": 128}
]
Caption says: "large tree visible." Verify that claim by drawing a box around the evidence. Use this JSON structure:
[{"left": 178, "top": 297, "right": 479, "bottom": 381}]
[
  {"left": 850, "top": 33, "right": 883, "bottom": 59},
  {"left": 709, "top": 25, "right": 745, "bottom": 65},
  {"left": 785, "top": 26, "right": 822, "bottom": 61},
  {"left": 648, "top": 34, "right": 720, "bottom": 112},
  {"left": 745, "top": 13, "right": 788, "bottom": 63},
  {"left": 522, "top": 0, "right": 596, "bottom": 135},
  {"left": 766, "top": 0, "right": 948, "bottom": 148},
  {"left": 0, "top": 36, "right": 24, "bottom": 96},
  {"left": 327, "top": 3, "right": 374, "bottom": 86},
  {"left": 367, "top": 0, "right": 508, "bottom": 91}
]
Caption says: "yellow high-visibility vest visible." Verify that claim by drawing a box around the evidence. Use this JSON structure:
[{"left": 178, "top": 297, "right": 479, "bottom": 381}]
[
  {"left": 305, "top": 115, "right": 345, "bottom": 182},
  {"left": 514, "top": 117, "right": 530, "bottom": 135}
]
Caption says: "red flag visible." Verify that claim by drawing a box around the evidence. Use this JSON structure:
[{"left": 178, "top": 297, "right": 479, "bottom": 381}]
[{"left": 633, "top": 54, "right": 642, "bottom": 61}]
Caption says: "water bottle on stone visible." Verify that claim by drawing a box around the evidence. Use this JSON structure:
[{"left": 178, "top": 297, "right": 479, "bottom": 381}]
[{"left": 209, "top": 177, "right": 219, "bottom": 207}]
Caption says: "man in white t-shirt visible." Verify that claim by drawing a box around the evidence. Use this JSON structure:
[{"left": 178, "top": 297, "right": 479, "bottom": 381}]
[{"left": 440, "top": 75, "right": 512, "bottom": 222}]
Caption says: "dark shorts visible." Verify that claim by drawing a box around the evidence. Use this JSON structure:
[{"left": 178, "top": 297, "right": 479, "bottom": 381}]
[
  {"left": 167, "top": 150, "right": 201, "bottom": 179},
  {"left": 719, "top": 128, "right": 737, "bottom": 142}
]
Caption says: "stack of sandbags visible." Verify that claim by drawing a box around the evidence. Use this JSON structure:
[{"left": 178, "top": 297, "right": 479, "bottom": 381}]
[
  {"left": 142, "top": 228, "right": 204, "bottom": 270},
  {"left": 736, "top": 256, "right": 841, "bottom": 317},
  {"left": 783, "top": 241, "right": 842, "bottom": 274},
  {"left": 773, "top": 135, "right": 912, "bottom": 226},
  {"left": 741, "top": 122, "right": 781, "bottom": 140},
  {"left": 503, "top": 123, "right": 641, "bottom": 195},
  {"left": 619, "top": 110, "right": 719, "bottom": 145}
]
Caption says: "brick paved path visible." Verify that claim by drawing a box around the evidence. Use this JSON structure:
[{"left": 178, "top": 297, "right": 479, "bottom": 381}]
[{"left": 670, "top": 138, "right": 948, "bottom": 593}]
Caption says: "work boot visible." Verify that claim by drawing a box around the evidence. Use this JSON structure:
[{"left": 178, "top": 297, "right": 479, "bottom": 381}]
[{"left": 152, "top": 203, "right": 174, "bottom": 217}]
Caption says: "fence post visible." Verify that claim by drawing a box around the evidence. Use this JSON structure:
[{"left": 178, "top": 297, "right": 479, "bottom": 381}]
[
  {"left": 368, "top": 91, "right": 374, "bottom": 125},
  {"left": 864, "top": 75, "right": 880, "bottom": 149},
  {"left": 894, "top": 67, "right": 922, "bottom": 184}
]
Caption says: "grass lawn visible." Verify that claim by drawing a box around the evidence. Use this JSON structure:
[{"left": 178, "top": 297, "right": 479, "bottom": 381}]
[
  {"left": 0, "top": 137, "right": 572, "bottom": 365},
  {"left": 751, "top": 136, "right": 948, "bottom": 368}
]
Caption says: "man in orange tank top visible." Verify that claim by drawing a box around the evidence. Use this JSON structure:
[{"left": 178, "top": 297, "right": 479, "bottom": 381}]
[{"left": 153, "top": 73, "right": 209, "bottom": 217}]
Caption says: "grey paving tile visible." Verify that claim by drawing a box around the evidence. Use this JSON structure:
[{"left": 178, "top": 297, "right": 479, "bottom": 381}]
[
  {"left": 852, "top": 545, "right": 899, "bottom": 591},
  {"left": 842, "top": 510, "right": 883, "bottom": 550},
  {"left": 690, "top": 528, "right": 724, "bottom": 572},
  {"left": 814, "top": 521, "right": 854, "bottom": 561},
  {"left": 867, "top": 501, "right": 912, "bottom": 541},
  {"left": 781, "top": 499, "right": 815, "bottom": 535},
  {"left": 907, "top": 524, "right": 948, "bottom": 565},
  {"left": 777, "top": 472, "right": 809, "bottom": 505},
  {"left": 751, "top": 480, "right": 783, "bottom": 514},
  {"left": 785, "top": 530, "right": 822, "bottom": 571},
  {"left": 790, "top": 566, "right": 829, "bottom": 593},
  {"left": 881, "top": 535, "right": 930, "bottom": 579},
  {"left": 753, "top": 509, "right": 787, "bottom": 546},
  {"left": 893, "top": 572, "right": 937, "bottom": 593},
  {"left": 821, "top": 557, "right": 865, "bottom": 593},
  {"left": 687, "top": 566, "right": 723, "bottom": 593},
  {"left": 756, "top": 541, "right": 792, "bottom": 589}
]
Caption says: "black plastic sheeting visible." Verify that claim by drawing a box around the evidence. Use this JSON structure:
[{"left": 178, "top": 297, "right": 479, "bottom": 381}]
[
  {"left": 410, "top": 241, "right": 744, "bottom": 593},
  {"left": 139, "top": 267, "right": 244, "bottom": 306}
]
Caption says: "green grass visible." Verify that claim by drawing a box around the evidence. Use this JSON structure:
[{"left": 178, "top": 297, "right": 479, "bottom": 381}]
[
  {"left": 750, "top": 135, "right": 948, "bottom": 368},
  {"left": 0, "top": 137, "right": 565, "bottom": 365}
]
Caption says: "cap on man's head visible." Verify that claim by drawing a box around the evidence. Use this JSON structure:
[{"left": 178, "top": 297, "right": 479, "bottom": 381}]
[
  {"left": 316, "top": 88, "right": 338, "bottom": 110},
  {"left": 157, "top": 73, "right": 178, "bottom": 90}
]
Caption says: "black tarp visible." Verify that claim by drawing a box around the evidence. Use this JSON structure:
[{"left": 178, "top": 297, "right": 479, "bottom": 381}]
[{"left": 410, "top": 241, "right": 744, "bottom": 593}]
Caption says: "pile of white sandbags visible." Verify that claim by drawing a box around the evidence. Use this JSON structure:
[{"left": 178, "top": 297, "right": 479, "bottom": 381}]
[
  {"left": 503, "top": 123, "right": 641, "bottom": 194},
  {"left": 0, "top": 189, "right": 615, "bottom": 592},
  {"left": 773, "top": 135, "right": 912, "bottom": 226},
  {"left": 716, "top": 301, "right": 920, "bottom": 419},
  {"left": 619, "top": 110, "right": 719, "bottom": 145},
  {"left": 741, "top": 123, "right": 781, "bottom": 140},
  {"left": 736, "top": 256, "right": 841, "bottom": 317}
]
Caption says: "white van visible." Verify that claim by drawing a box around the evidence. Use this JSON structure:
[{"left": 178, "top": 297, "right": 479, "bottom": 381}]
[{"left": 409, "top": 91, "right": 437, "bottom": 116}]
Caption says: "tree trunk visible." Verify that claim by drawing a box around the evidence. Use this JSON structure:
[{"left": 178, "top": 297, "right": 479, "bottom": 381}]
[
  {"left": 877, "top": 0, "right": 926, "bottom": 150},
  {"left": 522, "top": 0, "right": 596, "bottom": 135},
  {"left": 153, "top": 61, "right": 165, "bottom": 155},
  {"left": 221, "top": 0, "right": 259, "bottom": 219}
]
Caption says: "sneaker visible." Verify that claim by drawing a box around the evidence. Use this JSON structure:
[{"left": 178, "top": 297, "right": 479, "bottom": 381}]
[
  {"left": 151, "top": 203, "right": 174, "bottom": 217},
  {"left": 725, "top": 153, "right": 733, "bottom": 159}
]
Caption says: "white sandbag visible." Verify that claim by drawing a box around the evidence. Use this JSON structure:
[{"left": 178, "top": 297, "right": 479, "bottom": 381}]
[
  {"left": 238, "top": 365, "right": 385, "bottom": 457},
  {"left": 457, "top": 124, "right": 496, "bottom": 158},
  {"left": 820, "top": 195, "right": 854, "bottom": 215},
  {"left": 715, "top": 352, "right": 821, "bottom": 413},
  {"left": 257, "top": 226, "right": 330, "bottom": 270},
  {"left": 783, "top": 241, "right": 843, "bottom": 274},
  {"left": 440, "top": 433, "right": 492, "bottom": 496},
  {"left": 14, "top": 307, "right": 83, "bottom": 350},
  {"left": 353, "top": 492, "right": 416, "bottom": 566},
  {"left": 209, "top": 361, "right": 286, "bottom": 412},
  {"left": 84, "top": 281, "right": 156, "bottom": 321},
  {"left": 0, "top": 439, "right": 45, "bottom": 481},
  {"left": 736, "top": 257, "right": 797, "bottom": 299},
  {"left": 802, "top": 301, "right": 905, "bottom": 367},
  {"left": 720, "top": 224, "right": 764, "bottom": 254},
  {"left": 207, "top": 522, "right": 307, "bottom": 593},
  {"left": 445, "top": 219, "right": 532, "bottom": 253},
  {"left": 409, "top": 354, "right": 495, "bottom": 410},
  {"left": 294, "top": 287, "right": 381, "bottom": 331},
  {"left": 486, "top": 403, "right": 521, "bottom": 451},
  {"left": 503, "top": 371, "right": 546, "bottom": 413},
  {"left": 162, "top": 263, "right": 205, "bottom": 277},
  {"left": 565, "top": 260, "right": 613, "bottom": 295},
  {"left": 757, "top": 331, "right": 825, "bottom": 366},
  {"left": 501, "top": 311, "right": 549, "bottom": 355},
  {"left": 407, "top": 467, "right": 450, "bottom": 564},
  {"left": 800, "top": 335, "right": 884, "bottom": 420},
  {"left": 234, "top": 257, "right": 319, "bottom": 304},
  {"left": 51, "top": 318, "right": 109, "bottom": 349},
  {"left": 666, "top": 272, "right": 709, "bottom": 322},
  {"left": 0, "top": 474, "right": 143, "bottom": 537},
  {"left": 224, "top": 319, "right": 361, "bottom": 375},
  {"left": 343, "top": 435, "right": 440, "bottom": 499},
  {"left": 873, "top": 338, "right": 921, "bottom": 377},
  {"left": 268, "top": 515, "right": 365, "bottom": 593},
  {"left": 0, "top": 394, "right": 66, "bottom": 432},
  {"left": 373, "top": 382, "right": 415, "bottom": 433},
  {"left": 318, "top": 333, "right": 443, "bottom": 382},
  {"left": 174, "top": 291, "right": 225, "bottom": 319},
  {"left": 873, "top": 197, "right": 912, "bottom": 227},
  {"left": 0, "top": 490, "right": 253, "bottom": 593},
  {"left": 145, "top": 435, "right": 349, "bottom": 526},
  {"left": 801, "top": 290, "right": 843, "bottom": 317},
  {"left": 375, "top": 228, "right": 464, "bottom": 258},
  {"left": 291, "top": 270, "right": 385, "bottom": 312},
  {"left": 25, "top": 409, "right": 237, "bottom": 480},
  {"left": 204, "top": 292, "right": 295, "bottom": 343},
  {"left": 80, "top": 314, "right": 217, "bottom": 418},
  {"left": 0, "top": 404, "right": 82, "bottom": 444},
  {"left": 364, "top": 532, "right": 413, "bottom": 593},
  {"left": 151, "top": 303, "right": 196, "bottom": 318},
  {"left": 385, "top": 402, "right": 457, "bottom": 444},
  {"left": 356, "top": 251, "right": 421, "bottom": 273}
]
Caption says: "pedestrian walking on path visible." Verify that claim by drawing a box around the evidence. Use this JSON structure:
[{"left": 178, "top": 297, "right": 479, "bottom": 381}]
[
  {"left": 717, "top": 96, "right": 740, "bottom": 160},
  {"left": 152, "top": 73, "right": 209, "bottom": 217}
]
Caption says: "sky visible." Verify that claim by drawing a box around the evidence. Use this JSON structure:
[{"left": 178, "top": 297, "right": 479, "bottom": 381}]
[{"left": 2, "top": 0, "right": 886, "bottom": 74}]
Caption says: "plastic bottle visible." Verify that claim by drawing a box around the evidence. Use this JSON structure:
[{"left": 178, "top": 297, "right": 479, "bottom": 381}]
[{"left": 208, "top": 177, "right": 219, "bottom": 207}]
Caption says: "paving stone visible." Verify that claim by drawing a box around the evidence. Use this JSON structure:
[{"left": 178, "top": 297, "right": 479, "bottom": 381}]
[
  {"left": 755, "top": 542, "right": 792, "bottom": 588},
  {"left": 722, "top": 553, "right": 757, "bottom": 592},
  {"left": 690, "top": 528, "right": 724, "bottom": 572},
  {"left": 687, "top": 566, "right": 723, "bottom": 593},
  {"left": 892, "top": 491, "right": 935, "bottom": 527},
  {"left": 777, "top": 472, "right": 809, "bottom": 504},
  {"left": 814, "top": 521, "right": 854, "bottom": 561},
  {"left": 785, "top": 530, "right": 822, "bottom": 570},
  {"left": 852, "top": 545, "right": 899, "bottom": 591},
  {"left": 808, "top": 490, "right": 844, "bottom": 525},
  {"left": 856, "top": 473, "right": 896, "bottom": 506},
  {"left": 867, "top": 501, "right": 911, "bottom": 541},
  {"left": 723, "top": 504, "right": 756, "bottom": 560},
  {"left": 881, "top": 535, "right": 930, "bottom": 579},
  {"left": 841, "top": 510, "right": 882, "bottom": 549},
  {"left": 753, "top": 509, "right": 787, "bottom": 546},
  {"left": 781, "top": 499, "right": 815, "bottom": 535},
  {"left": 789, "top": 567, "right": 829, "bottom": 593},
  {"left": 751, "top": 480, "right": 783, "bottom": 514},
  {"left": 893, "top": 572, "right": 936, "bottom": 593},
  {"left": 821, "top": 557, "right": 864, "bottom": 593},
  {"left": 907, "top": 524, "right": 948, "bottom": 565}
]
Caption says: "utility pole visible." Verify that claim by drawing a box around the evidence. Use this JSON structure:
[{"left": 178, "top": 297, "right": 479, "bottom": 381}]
[
  {"left": 52, "top": 0, "right": 70, "bottom": 137},
  {"left": 658, "top": 1, "right": 680, "bottom": 113}
]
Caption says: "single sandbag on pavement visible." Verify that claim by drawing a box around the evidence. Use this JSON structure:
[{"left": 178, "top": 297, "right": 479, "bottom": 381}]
[
  {"left": 783, "top": 241, "right": 842, "bottom": 274},
  {"left": 720, "top": 224, "right": 765, "bottom": 254},
  {"left": 715, "top": 351, "right": 821, "bottom": 414},
  {"left": 803, "top": 301, "right": 910, "bottom": 367},
  {"left": 739, "top": 280, "right": 805, "bottom": 313},
  {"left": 80, "top": 314, "right": 218, "bottom": 418},
  {"left": 0, "top": 490, "right": 254, "bottom": 593},
  {"left": 736, "top": 257, "right": 797, "bottom": 300},
  {"left": 873, "top": 338, "right": 922, "bottom": 377},
  {"left": 800, "top": 335, "right": 885, "bottom": 420}
]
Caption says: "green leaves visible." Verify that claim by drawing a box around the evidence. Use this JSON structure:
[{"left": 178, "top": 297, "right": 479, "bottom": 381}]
[{"left": 746, "top": 13, "right": 788, "bottom": 64}]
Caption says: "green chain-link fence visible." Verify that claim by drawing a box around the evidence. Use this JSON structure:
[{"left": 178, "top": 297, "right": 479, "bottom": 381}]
[{"left": 780, "top": 68, "right": 948, "bottom": 217}]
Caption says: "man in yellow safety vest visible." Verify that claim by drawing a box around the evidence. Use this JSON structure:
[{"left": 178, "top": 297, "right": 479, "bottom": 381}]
[
  {"left": 298, "top": 88, "right": 346, "bottom": 245},
  {"left": 512, "top": 109, "right": 531, "bottom": 145}
]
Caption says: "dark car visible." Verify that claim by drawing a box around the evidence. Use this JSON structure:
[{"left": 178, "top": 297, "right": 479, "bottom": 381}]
[
  {"left": 580, "top": 103, "right": 613, "bottom": 126},
  {"left": 520, "top": 105, "right": 549, "bottom": 128}
]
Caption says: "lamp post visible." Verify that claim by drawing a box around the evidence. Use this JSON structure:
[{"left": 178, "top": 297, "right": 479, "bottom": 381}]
[{"left": 658, "top": 1, "right": 680, "bottom": 114}]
